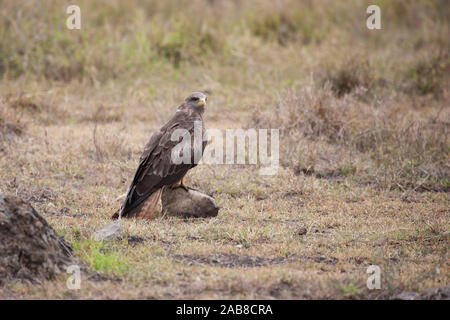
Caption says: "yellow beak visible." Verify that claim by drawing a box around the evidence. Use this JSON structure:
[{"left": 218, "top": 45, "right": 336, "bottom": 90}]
[{"left": 197, "top": 98, "right": 206, "bottom": 106}]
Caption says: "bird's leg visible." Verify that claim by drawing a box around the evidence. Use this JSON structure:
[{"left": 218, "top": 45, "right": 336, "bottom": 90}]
[
  {"left": 179, "top": 177, "right": 189, "bottom": 192},
  {"left": 171, "top": 177, "right": 189, "bottom": 192}
]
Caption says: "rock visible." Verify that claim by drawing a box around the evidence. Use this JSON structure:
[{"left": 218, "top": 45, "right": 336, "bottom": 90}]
[
  {"left": 93, "top": 220, "right": 123, "bottom": 241},
  {"left": 0, "top": 194, "right": 73, "bottom": 284},
  {"left": 161, "top": 188, "right": 219, "bottom": 218}
]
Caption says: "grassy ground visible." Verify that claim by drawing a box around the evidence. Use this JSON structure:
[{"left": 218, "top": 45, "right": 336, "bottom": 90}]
[{"left": 0, "top": 0, "right": 448, "bottom": 299}]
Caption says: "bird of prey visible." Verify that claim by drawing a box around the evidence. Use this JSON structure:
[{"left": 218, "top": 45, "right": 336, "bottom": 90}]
[{"left": 113, "top": 92, "right": 208, "bottom": 219}]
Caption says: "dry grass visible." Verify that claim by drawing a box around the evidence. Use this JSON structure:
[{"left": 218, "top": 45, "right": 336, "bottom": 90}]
[
  {"left": 0, "top": 0, "right": 448, "bottom": 299},
  {"left": 255, "top": 85, "right": 449, "bottom": 191},
  {"left": 0, "top": 100, "right": 25, "bottom": 139}
]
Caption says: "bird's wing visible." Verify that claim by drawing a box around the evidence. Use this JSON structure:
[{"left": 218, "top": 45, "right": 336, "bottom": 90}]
[{"left": 121, "top": 111, "right": 198, "bottom": 216}]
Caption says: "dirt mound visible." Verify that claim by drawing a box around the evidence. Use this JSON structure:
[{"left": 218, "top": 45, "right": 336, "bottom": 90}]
[{"left": 0, "top": 194, "right": 73, "bottom": 284}]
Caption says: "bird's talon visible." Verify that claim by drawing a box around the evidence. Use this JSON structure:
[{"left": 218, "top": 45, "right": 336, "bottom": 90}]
[{"left": 180, "top": 183, "right": 189, "bottom": 192}]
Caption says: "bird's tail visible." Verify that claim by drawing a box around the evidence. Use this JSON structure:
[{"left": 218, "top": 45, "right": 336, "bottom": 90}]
[
  {"left": 137, "top": 188, "right": 162, "bottom": 219},
  {"left": 112, "top": 188, "right": 162, "bottom": 220}
]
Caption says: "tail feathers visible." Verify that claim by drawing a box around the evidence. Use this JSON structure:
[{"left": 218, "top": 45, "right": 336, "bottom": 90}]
[
  {"left": 138, "top": 188, "right": 162, "bottom": 219},
  {"left": 113, "top": 188, "right": 162, "bottom": 219}
]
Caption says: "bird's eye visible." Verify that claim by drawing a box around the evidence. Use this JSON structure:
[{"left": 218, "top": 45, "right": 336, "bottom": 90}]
[{"left": 192, "top": 97, "right": 199, "bottom": 101}]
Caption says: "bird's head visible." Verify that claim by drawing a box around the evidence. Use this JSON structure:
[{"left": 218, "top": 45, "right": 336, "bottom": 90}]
[{"left": 183, "top": 92, "right": 207, "bottom": 113}]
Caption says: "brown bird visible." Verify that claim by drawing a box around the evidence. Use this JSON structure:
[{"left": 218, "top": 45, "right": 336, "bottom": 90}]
[{"left": 113, "top": 92, "right": 208, "bottom": 219}]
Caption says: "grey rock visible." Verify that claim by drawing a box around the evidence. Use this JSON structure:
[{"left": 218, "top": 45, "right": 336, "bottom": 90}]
[
  {"left": 93, "top": 220, "right": 123, "bottom": 241},
  {"left": 161, "top": 188, "right": 219, "bottom": 218}
]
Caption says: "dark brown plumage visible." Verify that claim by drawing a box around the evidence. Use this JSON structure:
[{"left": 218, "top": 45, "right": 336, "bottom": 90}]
[{"left": 114, "top": 92, "right": 207, "bottom": 219}]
